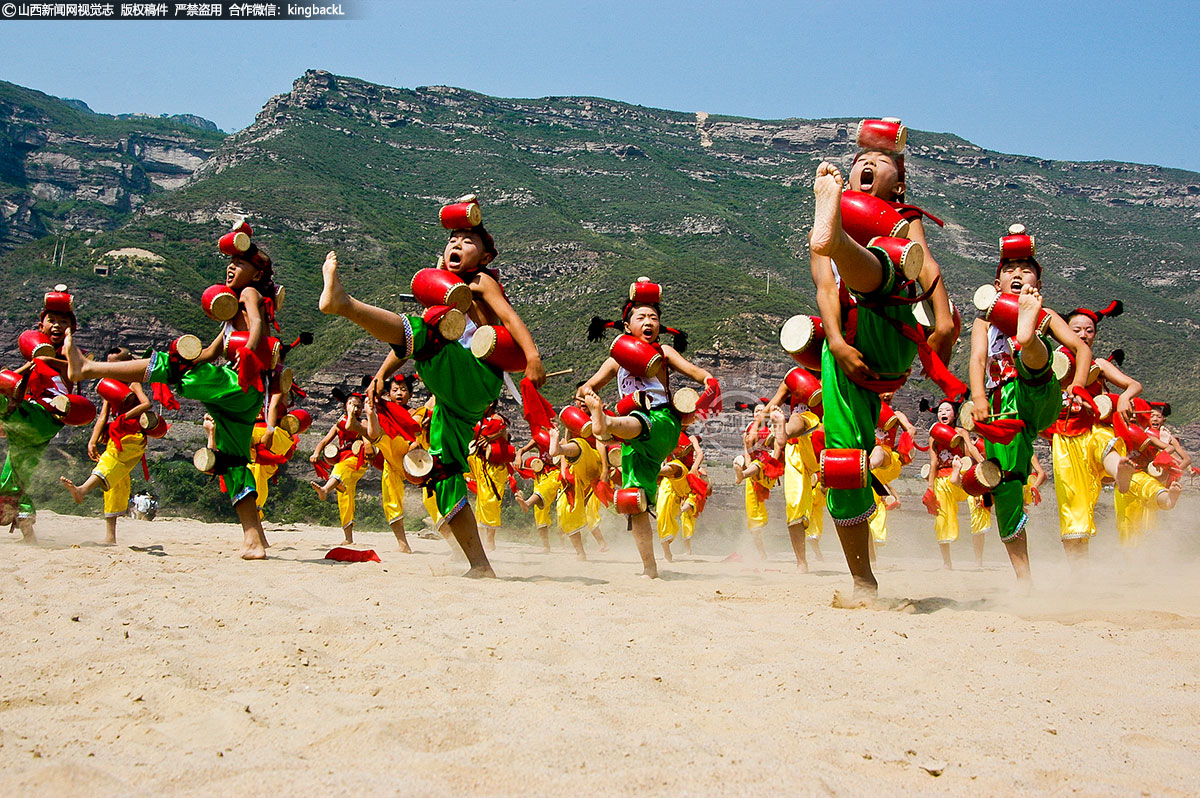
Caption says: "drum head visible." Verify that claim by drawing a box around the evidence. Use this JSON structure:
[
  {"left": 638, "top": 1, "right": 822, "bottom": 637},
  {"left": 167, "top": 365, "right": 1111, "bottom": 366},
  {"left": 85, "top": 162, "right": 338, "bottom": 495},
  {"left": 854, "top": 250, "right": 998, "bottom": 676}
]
[
  {"left": 779, "top": 315, "right": 815, "bottom": 354},
  {"left": 972, "top": 284, "right": 998, "bottom": 313}
]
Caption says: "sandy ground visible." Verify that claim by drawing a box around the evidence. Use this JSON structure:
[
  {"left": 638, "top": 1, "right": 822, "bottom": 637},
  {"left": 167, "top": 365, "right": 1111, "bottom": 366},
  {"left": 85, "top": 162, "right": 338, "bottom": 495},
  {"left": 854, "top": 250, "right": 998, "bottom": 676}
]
[{"left": 2, "top": 488, "right": 1200, "bottom": 796}]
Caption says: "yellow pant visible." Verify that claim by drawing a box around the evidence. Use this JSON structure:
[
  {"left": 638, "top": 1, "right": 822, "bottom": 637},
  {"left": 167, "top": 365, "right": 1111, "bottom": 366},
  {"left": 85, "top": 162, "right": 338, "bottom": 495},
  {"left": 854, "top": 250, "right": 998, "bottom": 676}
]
[
  {"left": 872, "top": 447, "right": 903, "bottom": 485},
  {"left": 249, "top": 462, "right": 278, "bottom": 515},
  {"left": 1052, "top": 427, "right": 1121, "bottom": 540},
  {"left": 557, "top": 486, "right": 586, "bottom": 535},
  {"left": 586, "top": 493, "right": 601, "bottom": 530},
  {"left": 681, "top": 504, "right": 696, "bottom": 540},
  {"left": 1116, "top": 471, "right": 1165, "bottom": 547},
  {"left": 934, "top": 478, "right": 990, "bottom": 542},
  {"left": 532, "top": 470, "right": 560, "bottom": 529},
  {"left": 784, "top": 439, "right": 818, "bottom": 527},
  {"left": 469, "top": 454, "right": 509, "bottom": 528},
  {"left": 423, "top": 488, "right": 441, "bottom": 526},
  {"left": 744, "top": 470, "right": 776, "bottom": 530},
  {"left": 332, "top": 458, "right": 366, "bottom": 530},
  {"left": 94, "top": 434, "right": 146, "bottom": 517},
  {"left": 655, "top": 465, "right": 691, "bottom": 541},
  {"left": 375, "top": 434, "right": 411, "bottom": 524},
  {"left": 867, "top": 448, "right": 904, "bottom": 545}
]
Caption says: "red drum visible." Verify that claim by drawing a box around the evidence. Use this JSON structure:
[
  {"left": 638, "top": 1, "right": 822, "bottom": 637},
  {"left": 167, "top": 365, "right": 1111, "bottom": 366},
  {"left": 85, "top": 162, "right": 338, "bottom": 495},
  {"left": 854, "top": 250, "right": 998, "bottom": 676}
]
[
  {"left": 471, "top": 325, "right": 528, "bottom": 373},
  {"left": 1000, "top": 225, "right": 1035, "bottom": 261},
  {"left": 193, "top": 447, "right": 217, "bottom": 473},
  {"left": 868, "top": 236, "right": 924, "bottom": 281},
  {"left": 856, "top": 118, "right": 907, "bottom": 152},
  {"left": 615, "top": 393, "right": 639, "bottom": 416},
  {"left": 272, "top": 367, "right": 294, "bottom": 396},
  {"left": 614, "top": 486, "right": 647, "bottom": 515},
  {"left": 957, "top": 400, "right": 978, "bottom": 431},
  {"left": 96, "top": 378, "right": 134, "bottom": 410},
  {"left": 43, "top": 284, "right": 73, "bottom": 315},
  {"left": 422, "top": 305, "right": 467, "bottom": 342},
  {"left": 321, "top": 442, "right": 341, "bottom": 464},
  {"left": 522, "top": 453, "right": 545, "bottom": 474},
  {"left": 912, "top": 298, "right": 962, "bottom": 340},
  {"left": 202, "top": 284, "right": 239, "bottom": 322},
  {"left": 784, "top": 366, "right": 822, "bottom": 407},
  {"left": 919, "top": 463, "right": 932, "bottom": 480},
  {"left": 818, "top": 448, "right": 869, "bottom": 490},
  {"left": 972, "top": 284, "right": 1051, "bottom": 338},
  {"left": 439, "top": 198, "right": 481, "bottom": 230},
  {"left": 1092, "top": 394, "right": 1116, "bottom": 422},
  {"left": 559, "top": 405, "right": 594, "bottom": 439},
  {"left": 840, "top": 190, "right": 911, "bottom": 247},
  {"left": 485, "top": 439, "right": 514, "bottom": 465},
  {"left": 628, "top": 277, "right": 661, "bottom": 305},
  {"left": 218, "top": 230, "right": 251, "bottom": 256},
  {"left": 605, "top": 445, "right": 622, "bottom": 469},
  {"left": 403, "top": 447, "right": 434, "bottom": 484},
  {"left": 779, "top": 315, "right": 825, "bottom": 372},
  {"left": 0, "top": 369, "right": 23, "bottom": 398},
  {"left": 531, "top": 427, "right": 551, "bottom": 452},
  {"left": 610, "top": 334, "right": 663, "bottom": 379},
  {"left": 170, "top": 334, "right": 203, "bottom": 362},
  {"left": 878, "top": 402, "right": 899, "bottom": 431},
  {"left": 18, "top": 330, "right": 55, "bottom": 360},
  {"left": 140, "top": 412, "right": 170, "bottom": 439},
  {"left": 930, "top": 422, "right": 965, "bottom": 452},
  {"left": 672, "top": 387, "right": 699, "bottom": 416},
  {"left": 284, "top": 408, "right": 313, "bottom": 435},
  {"left": 225, "top": 332, "right": 280, "bottom": 370},
  {"left": 412, "top": 268, "right": 472, "bottom": 312},
  {"left": 811, "top": 428, "right": 825, "bottom": 456},
  {"left": 49, "top": 393, "right": 97, "bottom": 427},
  {"left": 960, "top": 459, "right": 1002, "bottom": 496}
]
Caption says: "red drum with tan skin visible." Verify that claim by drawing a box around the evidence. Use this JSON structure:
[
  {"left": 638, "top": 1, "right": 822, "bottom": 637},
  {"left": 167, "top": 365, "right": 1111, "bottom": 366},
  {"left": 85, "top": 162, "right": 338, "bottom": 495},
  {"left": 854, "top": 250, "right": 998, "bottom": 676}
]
[
  {"left": 973, "top": 284, "right": 1051, "bottom": 338},
  {"left": 856, "top": 118, "right": 907, "bottom": 152},
  {"left": 610, "top": 334, "right": 662, "bottom": 379},
  {"left": 559, "top": 405, "right": 594, "bottom": 439},
  {"left": 202, "top": 284, "right": 239, "bottom": 322},
  {"left": 784, "top": 366, "right": 822, "bottom": 407},
  {"left": 522, "top": 453, "right": 545, "bottom": 474},
  {"left": 412, "top": 268, "right": 472, "bottom": 312},
  {"left": 471, "top": 325, "right": 528, "bottom": 373},
  {"left": 867, "top": 236, "right": 924, "bottom": 281},
  {"left": 49, "top": 393, "right": 97, "bottom": 427},
  {"left": 840, "top": 190, "right": 911, "bottom": 247},
  {"left": 96, "top": 378, "right": 135, "bottom": 411},
  {"left": 615, "top": 487, "right": 647, "bottom": 515},
  {"left": 402, "top": 447, "right": 433, "bottom": 484},
  {"left": 18, "top": 330, "right": 55, "bottom": 360},
  {"left": 140, "top": 412, "right": 170, "bottom": 438},
  {"left": 959, "top": 459, "right": 1002, "bottom": 496},
  {"left": 224, "top": 331, "right": 281, "bottom": 370},
  {"left": 930, "top": 422, "right": 965, "bottom": 452},
  {"left": 819, "top": 449, "right": 870, "bottom": 490},
  {"left": 780, "top": 315, "right": 825, "bottom": 372},
  {"left": 439, "top": 198, "right": 481, "bottom": 230},
  {"left": 0, "top": 369, "right": 24, "bottom": 398}
]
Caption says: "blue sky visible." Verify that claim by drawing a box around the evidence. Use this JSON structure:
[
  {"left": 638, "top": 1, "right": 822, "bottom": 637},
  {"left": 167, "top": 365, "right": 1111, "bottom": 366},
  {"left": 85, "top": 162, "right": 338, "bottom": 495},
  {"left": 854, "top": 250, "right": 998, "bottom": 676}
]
[{"left": 2, "top": 0, "right": 1198, "bottom": 172}]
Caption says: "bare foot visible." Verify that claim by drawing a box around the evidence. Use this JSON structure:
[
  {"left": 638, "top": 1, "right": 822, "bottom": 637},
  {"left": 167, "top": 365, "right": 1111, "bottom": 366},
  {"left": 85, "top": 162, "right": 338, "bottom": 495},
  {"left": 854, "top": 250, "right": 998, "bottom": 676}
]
[
  {"left": 809, "top": 161, "right": 845, "bottom": 257},
  {"left": 1015, "top": 284, "right": 1045, "bottom": 350},
  {"left": 661, "top": 540, "right": 674, "bottom": 562},
  {"left": 17, "top": 519, "right": 37, "bottom": 544},
  {"left": 310, "top": 481, "right": 329, "bottom": 501},
  {"left": 640, "top": 566, "right": 660, "bottom": 579},
  {"left": 63, "top": 329, "right": 87, "bottom": 383},
  {"left": 581, "top": 389, "right": 608, "bottom": 440},
  {"left": 463, "top": 565, "right": 497, "bottom": 578},
  {"left": 514, "top": 491, "right": 532, "bottom": 512},
  {"left": 1115, "top": 456, "right": 1134, "bottom": 493},
  {"left": 240, "top": 542, "right": 266, "bottom": 560},
  {"left": 59, "top": 476, "right": 85, "bottom": 504},
  {"left": 318, "top": 251, "right": 351, "bottom": 316},
  {"left": 796, "top": 560, "right": 809, "bottom": 573},
  {"left": 1162, "top": 482, "right": 1183, "bottom": 510}
]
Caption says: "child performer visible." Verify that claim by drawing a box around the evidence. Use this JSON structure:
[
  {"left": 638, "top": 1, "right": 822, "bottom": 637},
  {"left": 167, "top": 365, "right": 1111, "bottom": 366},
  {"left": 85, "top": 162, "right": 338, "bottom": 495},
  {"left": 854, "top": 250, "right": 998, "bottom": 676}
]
[
  {"left": 310, "top": 388, "right": 369, "bottom": 544},
  {"left": 364, "top": 373, "right": 422, "bottom": 552},
  {"left": 1114, "top": 400, "right": 1184, "bottom": 545},
  {"left": 514, "top": 439, "right": 560, "bottom": 553},
  {"left": 318, "top": 196, "right": 544, "bottom": 577},
  {"left": 65, "top": 226, "right": 278, "bottom": 559},
  {"left": 866, "top": 395, "right": 917, "bottom": 556},
  {"left": 578, "top": 277, "right": 719, "bottom": 578},
  {"left": 808, "top": 161, "right": 964, "bottom": 597},
  {"left": 923, "top": 399, "right": 987, "bottom": 569},
  {"left": 768, "top": 374, "right": 825, "bottom": 571},
  {"left": 655, "top": 431, "right": 702, "bottom": 562},
  {"left": 967, "top": 225, "right": 1092, "bottom": 582},
  {"left": 734, "top": 404, "right": 786, "bottom": 560},
  {"left": 678, "top": 463, "right": 711, "bottom": 555},
  {"left": 1050, "top": 302, "right": 1139, "bottom": 563},
  {"left": 248, "top": 404, "right": 304, "bottom": 522},
  {"left": 2, "top": 287, "right": 95, "bottom": 542},
  {"left": 58, "top": 348, "right": 152, "bottom": 543},
  {"left": 469, "top": 408, "right": 515, "bottom": 552},
  {"left": 548, "top": 426, "right": 604, "bottom": 560}
]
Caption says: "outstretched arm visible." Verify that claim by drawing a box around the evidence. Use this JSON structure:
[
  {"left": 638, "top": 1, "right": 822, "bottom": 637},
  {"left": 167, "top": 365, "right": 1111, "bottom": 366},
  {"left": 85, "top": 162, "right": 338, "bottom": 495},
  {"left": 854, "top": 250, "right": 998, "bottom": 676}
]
[
  {"left": 577, "top": 358, "right": 619, "bottom": 399},
  {"left": 474, "top": 274, "right": 545, "bottom": 387},
  {"left": 661, "top": 345, "right": 712, "bottom": 384}
]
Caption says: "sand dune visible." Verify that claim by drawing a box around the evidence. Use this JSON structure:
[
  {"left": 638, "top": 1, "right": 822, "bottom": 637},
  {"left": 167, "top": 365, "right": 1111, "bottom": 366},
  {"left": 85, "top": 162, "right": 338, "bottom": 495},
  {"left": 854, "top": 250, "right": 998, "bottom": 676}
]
[{"left": 2, "top": 496, "right": 1199, "bottom": 796}]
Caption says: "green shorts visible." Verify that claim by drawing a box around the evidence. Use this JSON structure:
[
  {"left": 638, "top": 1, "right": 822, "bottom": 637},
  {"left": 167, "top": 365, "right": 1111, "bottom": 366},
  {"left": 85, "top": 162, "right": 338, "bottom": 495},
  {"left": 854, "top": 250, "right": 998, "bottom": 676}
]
[
  {"left": 0, "top": 397, "right": 65, "bottom": 517},
  {"left": 391, "top": 314, "right": 503, "bottom": 520},
  {"left": 621, "top": 407, "right": 681, "bottom": 507},
  {"left": 822, "top": 253, "right": 919, "bottom": 524},
  {"left": 148, "top": 353, "right": 264, "bottom": 506},
  {"left": 983, "top": 339, "right": 1060, "bottom": 540}
]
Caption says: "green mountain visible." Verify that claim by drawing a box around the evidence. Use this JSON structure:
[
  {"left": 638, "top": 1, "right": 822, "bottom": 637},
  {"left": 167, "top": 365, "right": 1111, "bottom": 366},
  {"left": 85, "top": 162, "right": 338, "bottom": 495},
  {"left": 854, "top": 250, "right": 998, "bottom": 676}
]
[{"left": 3, "top": 69, "right": 1199, "bottom": 422}]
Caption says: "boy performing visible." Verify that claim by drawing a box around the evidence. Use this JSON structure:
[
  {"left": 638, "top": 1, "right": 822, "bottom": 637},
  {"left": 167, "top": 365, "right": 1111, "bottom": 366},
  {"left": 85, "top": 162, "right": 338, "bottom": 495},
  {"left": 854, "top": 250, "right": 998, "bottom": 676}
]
[
  {"left": 364, "top": 374, "right": 423, "bottom": 552},
  {"left": 967, "top": 225, "right": 1092, "bottom": 582},
  {"left": 310, "top": 388, "right": 369, "bottom": 545},
  {"left": 59, "top": 348, "right": 155, "bottom": 543},
  {"left": 318, "top": 196, "right": 544, "bottom": 577},
  {"left": 579, "top": 277, "right": 719, "bottom": 578},
  {"left": 65, "top": 223, "right": 278, "bottom": 559}
]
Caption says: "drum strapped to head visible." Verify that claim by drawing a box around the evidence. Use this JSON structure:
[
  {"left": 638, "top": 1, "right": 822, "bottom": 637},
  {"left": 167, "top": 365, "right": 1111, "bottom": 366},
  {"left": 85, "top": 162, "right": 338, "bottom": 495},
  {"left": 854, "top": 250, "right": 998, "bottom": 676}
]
[
  {"left": 439, "top": 196, "right": 482, "bottom": 230},
  {"left": 218, "top": 221, "right": 253, "bottom": 256},
  {"left": 96, "top": 378, "right": 135, "bottom": 411},
  {"left": 779, "top": 315, "right": 825, "bottom": 372},
  {"left": 856, "top": 118, "right": 907, "bottom": 153},
  {"left": 819, "top": 448, "right": 870, "bottom": 490}
]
